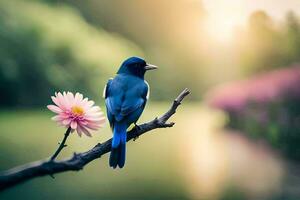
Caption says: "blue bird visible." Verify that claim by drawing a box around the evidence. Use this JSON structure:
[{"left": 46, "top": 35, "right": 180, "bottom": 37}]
[{"left": 103, "top": 57, "right": 158, "bottom": 168}]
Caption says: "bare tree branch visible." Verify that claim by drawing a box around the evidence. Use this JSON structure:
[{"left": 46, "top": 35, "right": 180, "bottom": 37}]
[{"left": 0, "top": 88, "right": 190, "bottom": 191}]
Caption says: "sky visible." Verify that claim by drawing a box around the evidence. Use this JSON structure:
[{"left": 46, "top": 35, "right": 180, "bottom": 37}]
[{"left": 201, "top": 0, "right": 300, "bottom": 42}]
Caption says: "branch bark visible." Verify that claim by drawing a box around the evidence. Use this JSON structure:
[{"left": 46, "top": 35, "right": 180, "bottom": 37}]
[{"left": 0, "top": 88, "right": 190, "bottom": 191}]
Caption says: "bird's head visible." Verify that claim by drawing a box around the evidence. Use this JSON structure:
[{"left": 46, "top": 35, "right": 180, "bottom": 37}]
[{"left": 117, "top": 57, "right": 158, "bottom": 78}]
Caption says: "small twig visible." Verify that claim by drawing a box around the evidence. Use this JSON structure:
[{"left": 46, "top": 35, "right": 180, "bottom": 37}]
[
  {"left": 50, "top": 127, "right": 71, "bottom": 160},
  {"left": 0, "top": 88, "right": 190, "bottom": 191}
]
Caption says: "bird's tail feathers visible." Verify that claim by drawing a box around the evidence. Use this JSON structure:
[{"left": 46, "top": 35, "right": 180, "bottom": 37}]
[{"left": 109, "top": 122, "right": 127, "bottom": 168}]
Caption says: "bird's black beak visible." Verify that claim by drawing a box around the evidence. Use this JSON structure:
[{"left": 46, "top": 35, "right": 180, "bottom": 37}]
[{"left": 145, "top": 63, "right": 158, "bottom": 71}]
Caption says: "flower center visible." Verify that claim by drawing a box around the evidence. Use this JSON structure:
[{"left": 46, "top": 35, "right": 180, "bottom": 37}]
[{"left": 71, "top": 106, "right": 84, "bottom": 116}]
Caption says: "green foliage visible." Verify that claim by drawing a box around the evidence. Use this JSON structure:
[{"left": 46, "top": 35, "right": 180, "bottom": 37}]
[
  {"left": 283, "top": 11, "right": 300, "bottom": 63},
  {"left": 0, "top": 0, "right": 141, "bottom": 107},
  {"left": 235, "top": 11, "right": 300, "bottom": 75},
  {"left": 227, "top": 98, "right": 300, "bottom": 161}
]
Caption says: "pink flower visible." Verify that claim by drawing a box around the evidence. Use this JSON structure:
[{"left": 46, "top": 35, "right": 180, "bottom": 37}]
[
  {"left": 47, "top": 92, "right": 105, "bottom": 137},
  {"left": 206, "top": 65, "right": 300, "bottom": 113}
]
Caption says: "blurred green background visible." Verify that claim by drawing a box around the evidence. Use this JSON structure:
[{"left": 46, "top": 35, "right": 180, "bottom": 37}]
[{"left": 1, "top": 0, "right": 300, "bottom": 199}]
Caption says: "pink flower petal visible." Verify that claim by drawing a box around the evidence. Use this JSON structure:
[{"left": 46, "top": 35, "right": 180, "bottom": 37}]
[
  {"left": 51, "top": 96, "right": 61, "bottom": 107},
  {"left": 62, "top": 119, "right": 71, "bottom": 126},
  {"left": 51, "top": 115, "right": 61, "bottom": 121},
  {"left": 85, "top": 112, "right": 104, "bottom": 117},
  {"left": 85, "top": 123, "right": 102, "bottom": 130},
  {"left": 47, "top": 105, "right": 62, "bottom": 113},
  {"left": 63, "top": 91, "right": 72, "bottom": 108},
  {"left": 84, "top": 115, "right": 104, "bottom": 121},
  {"left": 74, "top": 93, "right": 80, "bottom": 102},
  {"left": 74, "top": 93, "right": 83, "bottom": 104},
  {"left": 57, "top": 92, "right": 67, "bottom": 109},
  {"left": 70, "top": 121, "right": 77, "bottom": 129},
  {"left": 81, "top": 126, "right": 92, "bottom": 137},
  {"left": 76, "top": 126, "right": 82, "bottom": 137},
  {"left": 67, "top": 92, "right": 74, "bottom": 105},
  {"left": 84, "top": 100, "right": 95, "bottom": 109},
  {"left": 87, "top": 117, "right": 106, "bottom": 124},
  {"left": 80, "top": 98, "right": 89, "bottom": 108},
  {"left": 87, "top": 106, "right": 101, "bottom": 112}
]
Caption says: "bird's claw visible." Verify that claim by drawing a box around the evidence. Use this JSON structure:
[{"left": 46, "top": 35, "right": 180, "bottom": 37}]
[
  {"left": 134, "top": 123, "right": 141, "bottom": 131},
  {"left": 133, "top": 123, "right": 141, "bottom": 141},
  {"left": 133, "top": 136, "right": 139, "bottom": 141}
]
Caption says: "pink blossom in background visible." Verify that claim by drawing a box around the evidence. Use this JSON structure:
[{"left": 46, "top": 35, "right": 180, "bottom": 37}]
[
  {"left": 47, "top": 92, "right": 105, "bottom": 137},
  {"left": 206, "top": 65, "right": 300, "bottom": 112}
]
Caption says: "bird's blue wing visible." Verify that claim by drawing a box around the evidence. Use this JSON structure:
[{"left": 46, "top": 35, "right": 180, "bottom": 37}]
[
  {"left": 120, "top": 98, "right": 144, "bottom": 116},
  {"left": 105, "top": 79, "right": 124, "bottom": 115},
  {"left": 105, "top": 76, "right": 149, "bottom": 124},
  {"left": 104, "top": 76, "right": 127, "bottom": 123},
  {"left": 119, "top": 80, "right": 148, "bottom": 117}
]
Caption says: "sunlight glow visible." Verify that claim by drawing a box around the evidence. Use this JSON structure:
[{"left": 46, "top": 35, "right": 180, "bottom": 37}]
[
  {"left": 202, "top": 0, "right": 246, "bottom": 43},
  {"left": 204, "top": 17, "right": 240, "bottom": 43},
  {"left": 202, "top": 0, "right": 300, "bottom": 43}
]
